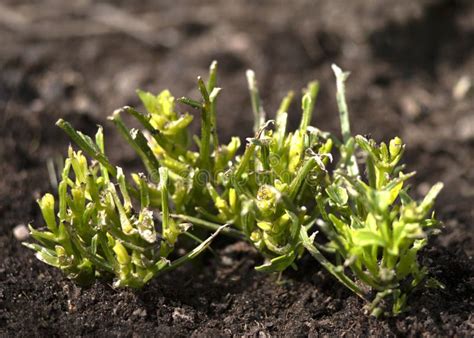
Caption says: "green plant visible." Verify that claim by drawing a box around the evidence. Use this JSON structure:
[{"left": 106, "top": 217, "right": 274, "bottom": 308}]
[
  {"left": 51, "top": 62, "right": 330, "bottom": 273},
  {"left": 24, "top": 133, "right": 227, "bottom": 288},
  {"left": 176, "top": 70, "right": 332, "bottom": 272},
  {"left": 25, "top": 62, "right": 443, "bottom": 316},
  {"left": 300, "top": 65, "right": 444, "bottom": 316}
]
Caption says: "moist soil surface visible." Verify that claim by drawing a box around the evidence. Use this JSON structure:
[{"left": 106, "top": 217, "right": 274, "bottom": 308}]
[{"left": 1, "top": 0, "right": 473, "bottom": 336}]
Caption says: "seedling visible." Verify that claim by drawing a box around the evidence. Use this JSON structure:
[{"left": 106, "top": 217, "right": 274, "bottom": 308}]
[
  {"left": 25, "top": 62, "right": 443, "bottom": 317},
  {"left": 300, "top": 65, "right": 443, "bottom": 316},
  {"left": 171, "top": 68, "right": 332, "bottom": 272},
  {"left": 25, "top": 129, "right": 227, "bottom": 287},
  {"left": 53, "top": 62, "right": 329, "bottom": 273}
]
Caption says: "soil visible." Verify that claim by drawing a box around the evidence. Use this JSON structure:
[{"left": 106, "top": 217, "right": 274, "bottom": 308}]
[{"left": 1, "top": 0, "right": 473, "bottom": 336}]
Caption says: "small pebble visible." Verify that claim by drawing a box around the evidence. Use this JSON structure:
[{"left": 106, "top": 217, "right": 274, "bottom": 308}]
[
  {"left": 221, "top": 256, "right": 234, "bottom": 266},
  {"left": 172, "top": 308, "right": 193, "bottom": 323},
  {"left": 400, "top": 96, "right": 421, "bottom": 120},
  {"left": 132, "top": 308, "right": 147, "bottom": 317},
  {"left": 68, "top": 299, "right": 77, "bottom": 313},
  {"left": 13, "top": 224, "right": 29, "bottom": 241},
  {"left": 456, "top": 114, "right": 474, "bottom": 141},
  {"left": 452, "top": 76, "right": 471, "bottom": 100}
]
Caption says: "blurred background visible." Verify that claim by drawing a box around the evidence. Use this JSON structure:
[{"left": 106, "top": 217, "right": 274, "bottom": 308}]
[{"left": 0, "top": 0, "right": 472, "bottom": 251}]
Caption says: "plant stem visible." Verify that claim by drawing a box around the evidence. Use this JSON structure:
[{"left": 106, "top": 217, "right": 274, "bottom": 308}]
[
  {"left": 275, "top": 91, "right": 293, "bottom": 149},
  {"left": 246, "top": 69, "right": 265, "bottom": 134},
  {"left": 300, "top": 81, "right": 319, "bottom": 131},
  {"left": 157, "top": 224, "right": 229, "bottom": 275},
  {"left": 289, "top": 157, "right": 317, "bottom": 200},
  {"left": 332, "top": 64, "right": 351, "bottom": 143},
  {"left": 170, "top": 214, "right": 244, "bottom": 239},
  {"left": 109, "top": 111, "right": 160, "bottom": 179},
  {"left": 300, "top": 227, "right": 367, "bottom": 300},
  {"left": 198, "top": 77, "right": 212, "bottom": 172},
  {"left": 56, "top": 119, "right": 116, "bottom": 176},
  {"left": 235, "top": 143, "right": 257, "bottom": 178},
  {"left": 123, "top": 106, "right": 185, "bottom": 158},
  {"left": 332, "top": 64, "right": 359, "bottom": 176}
]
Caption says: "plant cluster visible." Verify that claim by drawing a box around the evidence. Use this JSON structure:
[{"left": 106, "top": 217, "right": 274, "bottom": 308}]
[
  {"left": 25, "top": 143, "right": 226, "bottom": 288},
  {"left": 26, "top": 62, "right": 443, "bottom": 316}
]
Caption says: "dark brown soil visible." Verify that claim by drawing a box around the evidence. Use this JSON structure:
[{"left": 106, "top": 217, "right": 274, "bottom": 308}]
[{"left": 1, "top": 0, "right": 473, "bottom": 336}]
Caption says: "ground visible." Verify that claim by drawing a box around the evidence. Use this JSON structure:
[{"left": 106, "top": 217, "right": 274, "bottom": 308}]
[{"left": 0, "top": 0, "right": 473, "bottom": 336}]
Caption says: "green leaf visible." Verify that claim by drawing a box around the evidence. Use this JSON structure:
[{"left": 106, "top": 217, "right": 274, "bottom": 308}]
[
  {"left": 386, "top": 178, "right": 404, "bottom": 206},
  {"left": 365, "top": 213, "right": 377, "bottom": 232},
  {"left": 207, "top": 60, "right": 218, "bottom": 92},
  {"left": 332, "top": 64, "right": 352, "bottom": 144},
  {"left": 396, "top": 250, "right": 416, "bottom": 280},
  {"left": 23, "top": 243, "right": 60, "bottom": 267},
  {"left": 274, "top": 91, "right": 293, "bottom": 149},
  {"left": 262, "top": 231, "right": 292, "bottom": 256},
  {"left": 246, "top": 69, "right": 265, "bottom": 133},
  {"left": 113, "top": 240, "right": 131, "bottom": 266},
  {"left": 37, "top": 193, "right": 57, "bottom": 234},
  {"left": 389, "top": 137, "right": 404, "bottom": 161},
  {"left": 326, "top": 185, "right": 349, "bottom": 206},
  {"left": 300, "top": 81, "right": 319, "bottom": 132},
  {"left": 351, "top": 229, "right": 385, "bottom": 248},
  {"left": 328, "top": 214, "right": 350, "bottom": 238},
  {"left": 137, "top": 90, "right": 159, "bottom": 115},
  {"left": 419, "top": 182, "right": 443, "bottom": 214},
  {"left": 136, "top": 208, "right": 157, "bottom": 243},
  {"left": 178, "top": 97, "right": 202, "bottom": 109},
  {"left": 158, "top": 224, "right": 230, "bottom": 274},
  {"left": 255, "top": 251, "right": 296, "bottom": 273},
  {"left": 161, "top": 114, "right": 194, "bottom": 135},
  {"left": 28, "top": 225, "right": 57, "bottom": 246},
  {"left": 56, "top": 119, "right": 116, "bottom": 177},
  {"left": 137, "top": 89, "right": 175, "bottom": 118}
]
